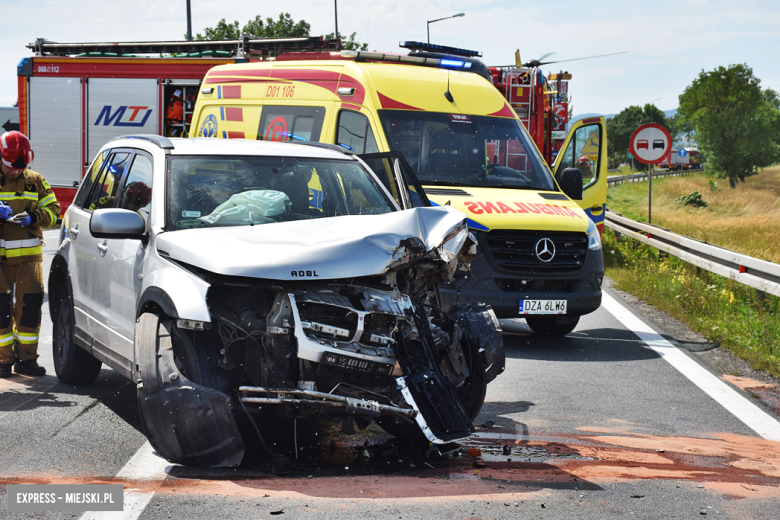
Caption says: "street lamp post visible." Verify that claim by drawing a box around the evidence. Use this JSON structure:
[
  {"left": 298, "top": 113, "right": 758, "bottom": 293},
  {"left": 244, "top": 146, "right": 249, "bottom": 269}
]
[{"left": 427, "top": 13, "right": 465, "bottom": 44}]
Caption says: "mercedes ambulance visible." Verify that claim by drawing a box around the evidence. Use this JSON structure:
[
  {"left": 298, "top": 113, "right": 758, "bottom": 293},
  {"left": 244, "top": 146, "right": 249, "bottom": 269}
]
[{"left": 189, "top": 43, "right": 606, "bottom": 336}]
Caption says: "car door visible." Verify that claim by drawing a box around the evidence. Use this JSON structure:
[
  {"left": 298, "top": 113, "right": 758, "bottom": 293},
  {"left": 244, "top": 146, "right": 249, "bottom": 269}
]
[
  {"left": 359, "top": 151, "right": 431, "bottom": 209},
  {"left": 552, "top": 116, "right": 608, "bottom": 233},
  {"left": 69, "top": 150, "right": 131, "bottom": 346},
  {"left": 93, "top": 150, "right": 153, "bottom": 370}
]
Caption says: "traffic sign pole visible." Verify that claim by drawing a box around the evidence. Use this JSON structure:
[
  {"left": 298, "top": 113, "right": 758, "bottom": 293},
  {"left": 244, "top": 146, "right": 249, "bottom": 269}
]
[{"left": 627, "top": 123, "right": 672, "bottom": 226}]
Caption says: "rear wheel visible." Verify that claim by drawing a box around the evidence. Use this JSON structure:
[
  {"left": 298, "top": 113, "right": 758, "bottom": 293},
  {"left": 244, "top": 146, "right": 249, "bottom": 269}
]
[
  {"left": 52, "top": 286, "right": 102, "bottom": 384},
  {"left": 525, "top": 315, "right": 579, "bottom": 336}
]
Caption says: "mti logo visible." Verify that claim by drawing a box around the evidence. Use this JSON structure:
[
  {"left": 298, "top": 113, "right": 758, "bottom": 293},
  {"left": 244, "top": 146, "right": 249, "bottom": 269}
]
[{"left": 94, "top": 106, "right": 153, "bottom": 127}]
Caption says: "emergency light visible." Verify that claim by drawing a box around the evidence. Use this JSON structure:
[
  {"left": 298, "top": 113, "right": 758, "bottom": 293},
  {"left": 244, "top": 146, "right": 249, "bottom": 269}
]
[
  {"left": 439, "top": 59, "right": 472, "bottom": 69},
  {"left": 400, "top": 41, "right": 482, "bottom": 57}
]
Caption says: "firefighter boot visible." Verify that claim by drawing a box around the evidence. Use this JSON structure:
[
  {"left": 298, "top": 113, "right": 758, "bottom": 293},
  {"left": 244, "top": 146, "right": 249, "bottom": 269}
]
[{"left": 13, "top": 359, "right": 46, "bottom": 376}]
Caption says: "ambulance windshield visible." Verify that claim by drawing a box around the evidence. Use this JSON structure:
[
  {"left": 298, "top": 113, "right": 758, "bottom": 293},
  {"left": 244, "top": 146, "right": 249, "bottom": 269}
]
[
  {"left": 379, "top": 111, "right": 555, "bottom": 191},
  {"left": 168, "top": 156, "right": 394, "bottom": 230}
]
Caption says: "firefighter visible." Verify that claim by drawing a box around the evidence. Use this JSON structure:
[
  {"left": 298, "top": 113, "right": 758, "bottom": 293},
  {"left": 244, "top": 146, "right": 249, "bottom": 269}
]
[{"left": 0, "top": 131, "right": 60, "bottom": 378}]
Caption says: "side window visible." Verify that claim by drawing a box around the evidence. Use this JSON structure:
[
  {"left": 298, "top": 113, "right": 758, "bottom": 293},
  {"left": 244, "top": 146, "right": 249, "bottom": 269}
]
[
  {"left": 337, "top": 111, "right": 379, "bottom": 154},
  {"left": 85, "top": 152, "right": 130, "bottom": 211},
  {"left": 257, "top": 106, "right": 325, "bottom": 142},
  {"left": 118, "top": 153, "right": 153, "bottom": 223},
  {"left": 74, "top": 151, "right": 106, "bottom": 209},
  {"left": 558, "top": 124, "right": 601, "bottom": 187}
]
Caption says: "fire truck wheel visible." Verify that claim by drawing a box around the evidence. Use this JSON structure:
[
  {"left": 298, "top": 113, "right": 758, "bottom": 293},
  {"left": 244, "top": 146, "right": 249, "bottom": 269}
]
[
  {"left": 52, "top": 285, "right": 102, "bottom": 385},
  {"left": 525, "top": 315, "right": 580, "bottom": 336}
]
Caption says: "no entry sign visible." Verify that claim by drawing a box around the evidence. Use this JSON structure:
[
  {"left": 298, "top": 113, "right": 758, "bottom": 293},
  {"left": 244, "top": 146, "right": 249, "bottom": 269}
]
[{"left": 628, "top": 123, "right": 672, "bottom": 165}]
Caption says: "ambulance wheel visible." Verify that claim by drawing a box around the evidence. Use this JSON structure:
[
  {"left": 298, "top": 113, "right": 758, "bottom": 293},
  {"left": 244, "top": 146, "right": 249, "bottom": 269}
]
[
  {"left": 525, "top": 315, "right": 579, "bottom": 336},
  {"left": 52, "top": 286, "right": 102, "bottom": 385}
]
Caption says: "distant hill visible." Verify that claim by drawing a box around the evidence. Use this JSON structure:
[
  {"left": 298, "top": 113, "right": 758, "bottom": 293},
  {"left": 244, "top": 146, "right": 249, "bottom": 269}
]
[{"left": 571, "top": 108, "right": 677, "bottom": 123}]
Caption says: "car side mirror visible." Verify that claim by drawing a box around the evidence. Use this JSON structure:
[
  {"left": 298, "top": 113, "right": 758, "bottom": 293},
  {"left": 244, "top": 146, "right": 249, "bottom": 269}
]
[
  {"left": 556, "top": 167, "right": 583, "bottom": 200},
  {"left": 90, "top": 208, "right": 146, "bottom": 239}
]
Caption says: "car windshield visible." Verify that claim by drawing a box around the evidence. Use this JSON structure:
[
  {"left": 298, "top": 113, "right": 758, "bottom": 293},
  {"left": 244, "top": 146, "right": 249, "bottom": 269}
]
[
  {"left": 378, "top": 110, "right": 556, "bottom": 191},
  {"left": 168, "top": 156, "right": 394, "bottom": 230}
]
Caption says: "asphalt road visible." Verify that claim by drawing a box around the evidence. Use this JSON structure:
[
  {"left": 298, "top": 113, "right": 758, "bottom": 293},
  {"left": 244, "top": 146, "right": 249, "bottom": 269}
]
[{"left": 1, "top": 230, "right": 779, "bottom": 519}]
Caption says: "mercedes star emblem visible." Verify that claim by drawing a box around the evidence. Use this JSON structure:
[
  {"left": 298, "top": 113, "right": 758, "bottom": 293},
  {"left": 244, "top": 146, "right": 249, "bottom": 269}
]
[{"left": 535, "top": 238, "right": 556, "bottom": 262}]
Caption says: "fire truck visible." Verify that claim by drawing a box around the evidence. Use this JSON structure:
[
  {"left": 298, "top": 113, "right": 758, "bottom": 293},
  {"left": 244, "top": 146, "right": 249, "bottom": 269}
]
[{"left": 15, "top": 36, "right": 339, "bottom": 211}]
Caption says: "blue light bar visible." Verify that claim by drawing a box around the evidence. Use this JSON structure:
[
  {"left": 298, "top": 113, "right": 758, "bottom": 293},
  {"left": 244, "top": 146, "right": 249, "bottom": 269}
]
[
  {"left": 400, "top": 41, "right": 482, "bottom": 58},
  {"left": 440, "top": 59, "right": 464, "bottom": 68}
]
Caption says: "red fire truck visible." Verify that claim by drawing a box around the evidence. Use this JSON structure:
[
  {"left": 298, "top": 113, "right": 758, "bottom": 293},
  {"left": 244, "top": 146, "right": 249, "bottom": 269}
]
[{"left": 16, "top": 36, "right": 339, "bottom": 211}]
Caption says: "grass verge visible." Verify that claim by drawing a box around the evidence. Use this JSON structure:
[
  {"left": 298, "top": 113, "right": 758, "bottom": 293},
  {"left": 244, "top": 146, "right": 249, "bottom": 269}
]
[{"left": 603, "top": 228, "right": 780, "bottom": 378}]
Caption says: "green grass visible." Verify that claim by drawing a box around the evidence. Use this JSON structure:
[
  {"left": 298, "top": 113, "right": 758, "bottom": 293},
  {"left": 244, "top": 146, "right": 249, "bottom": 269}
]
[{"left": 603, "top": 228, "right": 780, "bottom": 378}]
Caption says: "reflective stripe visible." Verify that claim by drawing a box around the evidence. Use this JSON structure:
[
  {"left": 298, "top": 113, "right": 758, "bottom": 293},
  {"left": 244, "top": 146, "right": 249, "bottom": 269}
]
[
  {"left": 0, "top": 333, "right": 14, "bottom": 346},
  {"left": 24, "top": 191, "right": 37, "bottom": 201},
  {"left": 43, "top": 207, "right": 56, "bottom": 227},
  {"left": 15, "top": 332, "right": 39, "bottom": 344},
  {"left": 0, "top": 238, "right": 41, "bottom": 249},
  {"left": 1, "top": 246, "right": 42, "bottom": 258},
  {"left": 39, "top": 194, "right": 57, "bottom": 207}
]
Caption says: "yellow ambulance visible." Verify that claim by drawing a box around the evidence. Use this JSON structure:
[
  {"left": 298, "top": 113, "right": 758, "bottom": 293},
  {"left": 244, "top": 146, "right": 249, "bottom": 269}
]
[{"left": 190, "top": 44, "right": 607, "bottom": 336}]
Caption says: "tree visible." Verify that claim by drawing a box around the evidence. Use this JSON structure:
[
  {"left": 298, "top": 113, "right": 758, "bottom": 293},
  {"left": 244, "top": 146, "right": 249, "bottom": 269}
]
[
  {"left": 606, "top": 104, "right": 669, "bottom": 170},
  {"left": 191, "top": 13, "right": 310, "bottom": 40},
  {"left": 324, "top": 32, "right": 368, "bottom": 51},
  {"left": 678, "top": 64, "right": 780, "bottom": 188}
]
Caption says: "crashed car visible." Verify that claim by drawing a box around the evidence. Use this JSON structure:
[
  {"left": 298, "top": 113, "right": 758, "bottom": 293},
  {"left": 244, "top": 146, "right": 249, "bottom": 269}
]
[{"left": 49, "top": 136, "right": 505, "bottom": 467}]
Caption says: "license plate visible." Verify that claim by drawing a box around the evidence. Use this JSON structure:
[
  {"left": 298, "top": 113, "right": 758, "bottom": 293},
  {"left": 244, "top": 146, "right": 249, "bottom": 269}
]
[{"left": 519, "top": 299, "right": 567, "bottom": 315}]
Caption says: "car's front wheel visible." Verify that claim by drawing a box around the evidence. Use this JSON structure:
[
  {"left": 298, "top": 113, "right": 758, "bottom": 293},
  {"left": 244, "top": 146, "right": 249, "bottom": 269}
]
[
  {"left": 52, "top": 285, "right": 102, "bottom": 384},
  {"left": 525, "top": 315, "right": 580, "bottom": 336}
]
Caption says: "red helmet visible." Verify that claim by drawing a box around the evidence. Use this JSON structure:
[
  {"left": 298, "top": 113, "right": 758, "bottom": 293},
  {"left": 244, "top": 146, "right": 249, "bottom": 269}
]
[
  {"left": 0, "top": 131, "right": 34, "bottom": 169},
  {"left": 123, "top": 181, "right": 152, "bottom": 210}
]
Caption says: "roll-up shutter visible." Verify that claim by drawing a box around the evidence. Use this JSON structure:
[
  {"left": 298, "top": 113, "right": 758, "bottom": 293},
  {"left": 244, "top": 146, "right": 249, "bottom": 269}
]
[
  {"left": 87, "top": 78, "right": 158, "bottom": 161},
  {"left": 28, "top": 76, "right": 82, "bottom": 187}
]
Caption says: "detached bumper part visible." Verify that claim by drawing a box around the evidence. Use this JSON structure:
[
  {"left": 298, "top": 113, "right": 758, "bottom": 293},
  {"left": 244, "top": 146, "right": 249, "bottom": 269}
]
[{"left": 136, "top": 314, "right": 244, "bottom": 467}]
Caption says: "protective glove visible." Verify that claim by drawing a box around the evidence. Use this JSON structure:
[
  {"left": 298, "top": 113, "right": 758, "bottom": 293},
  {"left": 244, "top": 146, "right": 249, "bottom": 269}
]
[
  {"left": 17, "top": 215, "right": 32, "bottom": 227},
  {"left": 0, "top": 205, "right": 12, "bottom": 220}
]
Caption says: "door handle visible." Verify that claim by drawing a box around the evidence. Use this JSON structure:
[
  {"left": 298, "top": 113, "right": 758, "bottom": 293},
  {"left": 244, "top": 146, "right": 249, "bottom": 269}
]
[
  {"left": 590, "top": 205, "right": 604, "bottom": 214},
  {"left": 70, "top": 225, "right": 79, "bottom": 238},
  {"left": 97, "top": 240, "right": 108, "bottom": 256}
]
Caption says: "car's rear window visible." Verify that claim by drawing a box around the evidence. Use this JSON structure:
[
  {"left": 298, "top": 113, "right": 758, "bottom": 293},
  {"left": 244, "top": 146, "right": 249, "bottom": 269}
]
[{"left": 168, "top": 156, "right": 394, "bottom": 230}]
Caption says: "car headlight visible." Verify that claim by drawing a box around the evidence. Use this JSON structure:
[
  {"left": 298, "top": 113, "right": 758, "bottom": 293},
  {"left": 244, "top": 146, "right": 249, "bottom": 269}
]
[{"left": 586, "top": 219, "right": 602, "bottom": 251}]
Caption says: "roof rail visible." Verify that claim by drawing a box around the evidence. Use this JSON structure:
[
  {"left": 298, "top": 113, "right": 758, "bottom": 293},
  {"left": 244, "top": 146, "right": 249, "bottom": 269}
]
[
  {"left": 28, "top": 35, "right": 341, "bottom": 59},
  {"left": 112, "top": 135, "right": 174, "bottom": 149}
]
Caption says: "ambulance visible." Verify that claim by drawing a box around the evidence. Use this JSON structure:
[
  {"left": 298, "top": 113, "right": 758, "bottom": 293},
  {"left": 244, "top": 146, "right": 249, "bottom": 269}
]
[{"left": 190, "top": 43, "right": 607, "bottom": 335}]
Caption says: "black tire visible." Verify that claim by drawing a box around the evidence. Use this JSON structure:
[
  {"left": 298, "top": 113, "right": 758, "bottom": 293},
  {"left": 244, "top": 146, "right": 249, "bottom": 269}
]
[
  {"left": 456, "top": 345, "right": 487, "bottom": 423},
  {"left": 52, "top": 286, "right": 102, "bottom": 384},
  {"left": 170, "top": 326, "right": 230, "bottom": 395},
  {"left": 525, "top": 315, "right": 580, "bottom": 336}
]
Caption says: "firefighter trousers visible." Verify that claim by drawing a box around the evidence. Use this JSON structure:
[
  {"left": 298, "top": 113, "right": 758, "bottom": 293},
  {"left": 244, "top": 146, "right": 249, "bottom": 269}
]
[{"left": 0, "top": 261, "right": 44, "bottom": 364}]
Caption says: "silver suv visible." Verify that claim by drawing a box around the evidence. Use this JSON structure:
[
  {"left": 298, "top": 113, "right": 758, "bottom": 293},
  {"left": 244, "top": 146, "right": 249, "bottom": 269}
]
[{"left": 49, "top": 136, "right": 504, "bottom": 467}]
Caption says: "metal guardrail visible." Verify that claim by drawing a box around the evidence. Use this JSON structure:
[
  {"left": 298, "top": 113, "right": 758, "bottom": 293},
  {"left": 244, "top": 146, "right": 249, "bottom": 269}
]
[
  {"left": 607, "top": 169, "right": 703, "bottom": 186},
  {"left": 605, "top": 210, "right": 780, "bottom": 297}
]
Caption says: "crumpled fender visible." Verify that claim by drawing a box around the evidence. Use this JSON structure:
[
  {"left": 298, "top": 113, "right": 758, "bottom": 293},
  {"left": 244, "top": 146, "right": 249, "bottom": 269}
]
[{"left": 135, "top": 313, "right": 244, "bottom": 467}]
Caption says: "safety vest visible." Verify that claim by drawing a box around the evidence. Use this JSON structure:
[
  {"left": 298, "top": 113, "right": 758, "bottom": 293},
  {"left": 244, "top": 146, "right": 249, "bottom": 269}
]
[{"left": 0, "top": 169, "right": 61, "bottom": 264}]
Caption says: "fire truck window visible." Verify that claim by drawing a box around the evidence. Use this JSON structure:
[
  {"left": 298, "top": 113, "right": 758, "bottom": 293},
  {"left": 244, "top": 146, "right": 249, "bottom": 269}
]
[
  {"left": 85, "top": 152, "right": 131, "bottom": 211},
  {"left": 118, "top": 153, "right": 153, "bottom": 223},
  {"left": 74, "top": 151, "right": 107, "bottom": 209},
  {"left": 337, "top": 111, "right": 378, "bottom": 154},
  {"left": 257, "top": 106, "right": 325, "bottom": 143}
]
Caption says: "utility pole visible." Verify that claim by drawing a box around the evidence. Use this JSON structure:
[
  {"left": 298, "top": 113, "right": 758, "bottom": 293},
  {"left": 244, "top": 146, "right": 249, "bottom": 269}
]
[
  {"left": 186, "top": 0, "right": 192, "bottom": 41},
  {"left": 334, "top": 0, "right": 339, "bottom": 45}
]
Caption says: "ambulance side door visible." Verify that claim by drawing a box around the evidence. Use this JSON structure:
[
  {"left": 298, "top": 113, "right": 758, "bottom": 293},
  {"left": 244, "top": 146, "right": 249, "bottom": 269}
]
[{"left": 552, "top": 117, "right": 608, "bottom": 232}]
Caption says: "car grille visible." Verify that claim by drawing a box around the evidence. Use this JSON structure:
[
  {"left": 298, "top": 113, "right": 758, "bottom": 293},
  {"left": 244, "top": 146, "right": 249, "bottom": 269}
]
[{"left": 484, "top": 230, "right": 588, "bottom": 274}]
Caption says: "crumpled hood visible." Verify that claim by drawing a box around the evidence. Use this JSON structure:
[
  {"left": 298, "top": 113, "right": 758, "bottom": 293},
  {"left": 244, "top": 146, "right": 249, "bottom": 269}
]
[{"left": 156, "top": 206, "right": 468, "bottom": 280}]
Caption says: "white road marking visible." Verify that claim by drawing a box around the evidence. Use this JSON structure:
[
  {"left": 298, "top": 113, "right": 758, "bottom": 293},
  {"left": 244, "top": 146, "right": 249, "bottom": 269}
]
[
  {"left": 79, "top": 442, "right": 172, "bottom": 520},
  {"left": 602, "top": 292, "right": 780, "bottom": 442}
]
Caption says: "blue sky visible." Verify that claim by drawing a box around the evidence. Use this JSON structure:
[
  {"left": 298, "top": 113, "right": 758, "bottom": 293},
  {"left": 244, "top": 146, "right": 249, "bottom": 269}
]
[{"left": 2, "top": 0, "right": 778, "bottom": 115}]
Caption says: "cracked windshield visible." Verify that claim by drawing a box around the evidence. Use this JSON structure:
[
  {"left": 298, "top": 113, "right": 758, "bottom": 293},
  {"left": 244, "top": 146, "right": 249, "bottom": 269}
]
[
  {"left": 379, "top": 110, "right": 556, "bottom": 191},
  {"left": 169, "top": 156, "right": 394, "bottom": 229}
]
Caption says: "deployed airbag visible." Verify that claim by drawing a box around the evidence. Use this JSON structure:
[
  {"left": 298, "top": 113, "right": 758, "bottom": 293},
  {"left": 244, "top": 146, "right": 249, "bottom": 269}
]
[{"left": 199, "top": 190, "right": 289, "bottom": 225}]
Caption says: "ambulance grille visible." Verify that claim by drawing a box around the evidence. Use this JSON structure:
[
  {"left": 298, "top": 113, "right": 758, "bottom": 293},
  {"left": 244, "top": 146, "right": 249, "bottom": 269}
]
[{"left": 484, "top": 230, "right": 588, "bottom": 274}]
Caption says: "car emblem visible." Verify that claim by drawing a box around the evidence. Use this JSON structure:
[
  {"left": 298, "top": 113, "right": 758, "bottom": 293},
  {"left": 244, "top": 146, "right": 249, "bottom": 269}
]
[{"left": 535, "top": 238, "right": 555, "bottom": 262}]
